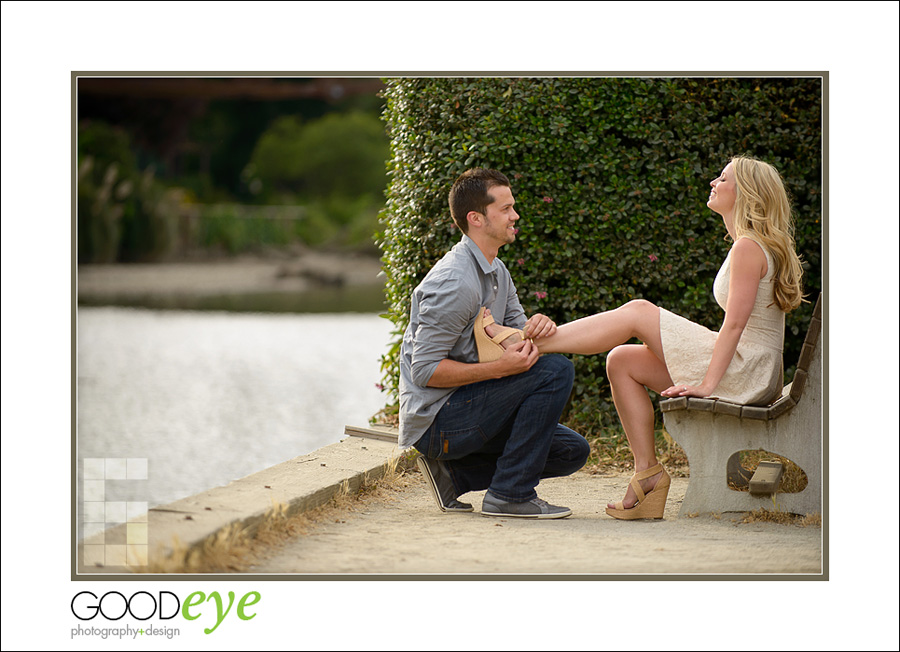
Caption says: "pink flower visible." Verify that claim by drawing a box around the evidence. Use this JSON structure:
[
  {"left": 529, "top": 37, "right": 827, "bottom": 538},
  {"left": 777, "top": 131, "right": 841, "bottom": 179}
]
[
  {"left": 533, "top": 291, "right": 548, "bottom": 300},
  {"left": 375, "top": 383, "right": 384, "bottom": 391},
  {"left": 517, "top": 258, "right": 525, "bottom": 266},
  {"left": 542, "top": 196, "right": 553, "bottom": 203},
  {"left": 649, "top": 254, "right": 659, "bottom": 262}
]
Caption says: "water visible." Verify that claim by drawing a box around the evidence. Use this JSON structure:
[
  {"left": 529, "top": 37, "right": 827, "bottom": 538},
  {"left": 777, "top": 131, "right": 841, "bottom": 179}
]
[{"left": 77, "top": 307, "right": 394, "bottom": 508}]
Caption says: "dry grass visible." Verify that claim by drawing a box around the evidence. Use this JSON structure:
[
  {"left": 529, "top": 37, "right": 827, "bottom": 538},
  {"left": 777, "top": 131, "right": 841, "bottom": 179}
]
[
  {"left": 141, "top": 452, "right": 417, "bottom": 574},
  {"left": 582, "top": 425, "right": 689, "bottom": 477},
  {"left": 739, "top": 508, "right": 821, "bottom": 527},
  {"left": 683, "top": 508, "right": 820, "bottom": 528},
  {"left": 144, "top": 519, "right": 256, "bottom": 574},
  {"left": 799, "top": 512, "right": 822, "bottom": 527}
]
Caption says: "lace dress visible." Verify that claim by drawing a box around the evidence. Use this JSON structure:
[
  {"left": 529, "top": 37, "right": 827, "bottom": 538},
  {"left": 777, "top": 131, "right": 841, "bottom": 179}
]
[{"left": 658, "top": 237, "right": 785, "bottom": 405}]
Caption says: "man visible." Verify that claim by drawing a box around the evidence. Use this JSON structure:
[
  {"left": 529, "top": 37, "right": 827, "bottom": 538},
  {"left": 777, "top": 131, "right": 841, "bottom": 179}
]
[{"left": 399, "top": 168, "right": 590, "bottom": 518}]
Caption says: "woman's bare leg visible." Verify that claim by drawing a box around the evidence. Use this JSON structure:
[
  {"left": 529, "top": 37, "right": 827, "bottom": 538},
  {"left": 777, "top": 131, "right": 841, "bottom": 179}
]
[
  {"left": 536, "top": 300, "right": 665, "bottom": 361},
  {"left": 486, "top": 299, "right": 674, "bottom": 508},
  {"left": 535, "top": 299, "right": 673, "bottom": 508},
  {"left": 605, "top": 343, "right": 673, "bottom": 508}
]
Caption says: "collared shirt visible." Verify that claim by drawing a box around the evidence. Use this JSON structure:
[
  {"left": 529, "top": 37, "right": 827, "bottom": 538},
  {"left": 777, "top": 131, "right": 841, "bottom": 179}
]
[{"left": 398, "top": 234, "right": 527, "bottom": 448}]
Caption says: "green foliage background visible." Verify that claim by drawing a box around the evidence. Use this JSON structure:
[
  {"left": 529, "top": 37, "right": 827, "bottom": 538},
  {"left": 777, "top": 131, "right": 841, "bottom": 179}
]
[
  {"left": 78, "top": 110, "right": 390, "bottom": 262},
  {"left": 377, "top": 77, "right": 822, "bottom": 433},
  {"left": 243, "top": 111, "right": 390, "bottom": 201},
  {"left": 78, "top": 122, "right": 187, "bottom": 263}
]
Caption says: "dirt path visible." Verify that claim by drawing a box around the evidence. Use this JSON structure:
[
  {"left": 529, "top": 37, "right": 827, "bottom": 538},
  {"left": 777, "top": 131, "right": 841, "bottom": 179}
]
[{"left": 247, "top": 470, "right": 822, "bottom": 576}]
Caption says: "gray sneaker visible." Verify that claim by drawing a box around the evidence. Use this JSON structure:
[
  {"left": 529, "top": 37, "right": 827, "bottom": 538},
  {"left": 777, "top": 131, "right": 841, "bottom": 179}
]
[
  {"left": 481, "top": 491, "right": 572, "bottom": 519},
  {"left": 416, "top": 456, "right": 474, "bottom": 513}
]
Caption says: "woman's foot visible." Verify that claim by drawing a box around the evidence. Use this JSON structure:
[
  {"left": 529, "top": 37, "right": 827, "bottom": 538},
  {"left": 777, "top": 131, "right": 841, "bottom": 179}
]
[
  {"left": 474, "top": 308, "right": 527, "bottom": 362},
  {"left": 607, "top": 464, "right": 664, "bottom": 510},
  {"left": 482, "top": 309, "right": 523, "bottom": 348},
  {"left": 605, "top": 463, "right": 671, "bottom": 520}
]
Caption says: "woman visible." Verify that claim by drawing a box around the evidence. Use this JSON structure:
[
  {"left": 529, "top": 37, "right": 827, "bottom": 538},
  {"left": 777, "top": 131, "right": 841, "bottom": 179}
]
[{"left": 479, "top": 155, "right": 805, "bottom": 519}]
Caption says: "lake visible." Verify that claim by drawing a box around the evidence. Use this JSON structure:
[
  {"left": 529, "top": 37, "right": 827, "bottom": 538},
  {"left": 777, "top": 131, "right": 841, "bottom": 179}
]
[{"left": 77, "top": 307, "right": 394, "bottom": 509}]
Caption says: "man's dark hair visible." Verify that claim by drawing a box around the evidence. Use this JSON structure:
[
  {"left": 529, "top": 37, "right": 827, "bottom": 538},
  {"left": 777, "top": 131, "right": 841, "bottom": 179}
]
[{"left": 448, "top": 168, "right": 511, "bottom": 234}]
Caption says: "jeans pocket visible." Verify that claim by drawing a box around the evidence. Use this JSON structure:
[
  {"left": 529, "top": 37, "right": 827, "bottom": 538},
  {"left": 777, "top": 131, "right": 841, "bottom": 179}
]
[
  {"left": 432, "top": 384, "right": 494, "bottom": 459},
  {"left": 437, "top": 425, "right": 488, "bottom": 460}
]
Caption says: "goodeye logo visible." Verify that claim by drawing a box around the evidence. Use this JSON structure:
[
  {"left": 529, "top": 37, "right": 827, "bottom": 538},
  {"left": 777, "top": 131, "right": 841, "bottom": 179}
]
[{"left": 71, "top": 589, "right": 260, "bottom": 638}]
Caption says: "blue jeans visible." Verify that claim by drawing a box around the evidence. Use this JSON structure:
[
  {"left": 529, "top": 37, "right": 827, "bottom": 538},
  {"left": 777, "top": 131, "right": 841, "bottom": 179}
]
[{"left": 413, "top": 354, "right": 589, "bottom": 503}]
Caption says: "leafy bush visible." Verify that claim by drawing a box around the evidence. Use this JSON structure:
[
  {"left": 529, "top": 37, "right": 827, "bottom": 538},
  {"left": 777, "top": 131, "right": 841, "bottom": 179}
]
[
  {"left": 377, "top": 77, "right": 822, "bottom": 432},
  {"left": 243, "top": 111, "right": 390, "bottom": 200},
  {"left": 242, "top": 111, "right": 390, "bottom": 250},
  {"left": 194, "top": 204, "right": 305, "bottom": 253}
]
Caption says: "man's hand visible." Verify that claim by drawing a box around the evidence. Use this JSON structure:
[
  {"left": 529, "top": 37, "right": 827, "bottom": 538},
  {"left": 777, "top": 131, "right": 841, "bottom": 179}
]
[
  {"left": 425, "top": 338, "right": 540, "bottom": 388},
  {"left": 495, "top": 338, "right": 541, "bottom": 375},
  {"left": 523, "top": 313, "right": 557, "bottom": 340}
]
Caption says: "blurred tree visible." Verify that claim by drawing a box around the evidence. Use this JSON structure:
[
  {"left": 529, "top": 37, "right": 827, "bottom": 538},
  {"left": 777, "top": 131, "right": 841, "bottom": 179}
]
[
  {"left": 243, "top": 111, "right": 390, "bottom": 201},
  {"left": 77, "top": 78, "right": 390, "bottom": 256},
  {"left": 77, "top": 78, "right": 385, "bottom": 201}
]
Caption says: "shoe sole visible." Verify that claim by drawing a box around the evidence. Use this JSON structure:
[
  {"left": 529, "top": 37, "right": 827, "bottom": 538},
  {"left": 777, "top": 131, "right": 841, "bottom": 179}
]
[
  {"left": 481, "top": 507, "right": 572, "bottom": 519},
  {"left": 604, "top": 507, "right": 664, "bottom": 520},
  {"left": 416, "top": 456, "right": 474, "bottom": 513}
]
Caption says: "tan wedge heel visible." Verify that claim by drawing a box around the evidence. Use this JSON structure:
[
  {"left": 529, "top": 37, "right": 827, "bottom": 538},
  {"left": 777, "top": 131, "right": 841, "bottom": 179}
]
[
  {"left": 474, "top": 307, "right": 525, "bottom": 362},
  {"left": 605, "top": 463, "right": 670, "bottom": 520}
]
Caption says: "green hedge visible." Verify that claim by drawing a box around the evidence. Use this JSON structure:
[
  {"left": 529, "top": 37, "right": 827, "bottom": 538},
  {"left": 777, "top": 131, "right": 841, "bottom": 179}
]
[{"left": 377, "top": 77, "right": 822, "bottom": 432}]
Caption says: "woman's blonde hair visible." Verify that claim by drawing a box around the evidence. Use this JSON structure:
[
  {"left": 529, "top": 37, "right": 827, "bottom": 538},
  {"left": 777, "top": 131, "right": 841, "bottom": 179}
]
[{"left": 730, "top": 155, "right": 805, "bottom": 312}]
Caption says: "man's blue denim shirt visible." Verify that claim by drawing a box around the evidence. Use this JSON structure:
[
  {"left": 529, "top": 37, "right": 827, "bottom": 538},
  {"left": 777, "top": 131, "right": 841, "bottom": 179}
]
[{"left": 398, "top": 235, "right": 526, "bottom": 449}]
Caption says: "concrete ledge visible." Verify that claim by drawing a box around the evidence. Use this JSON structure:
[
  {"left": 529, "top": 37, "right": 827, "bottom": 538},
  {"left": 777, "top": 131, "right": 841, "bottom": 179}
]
[{"left": 76, "top": 431, "right": 407, "bottom": 575}]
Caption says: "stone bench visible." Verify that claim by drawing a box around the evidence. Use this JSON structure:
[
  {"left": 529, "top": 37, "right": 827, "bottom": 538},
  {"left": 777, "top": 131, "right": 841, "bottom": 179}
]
[{"left": 660, "top": 293, "right": 822, "bottom": 516}]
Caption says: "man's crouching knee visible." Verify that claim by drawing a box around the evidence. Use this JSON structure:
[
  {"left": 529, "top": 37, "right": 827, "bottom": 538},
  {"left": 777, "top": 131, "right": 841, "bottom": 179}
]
[{"left": 536, "top": 352, "right": 575, "bottom": 384}]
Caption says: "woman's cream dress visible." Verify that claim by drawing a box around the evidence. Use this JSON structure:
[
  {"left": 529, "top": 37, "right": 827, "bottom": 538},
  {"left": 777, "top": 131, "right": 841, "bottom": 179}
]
[{"left": 659, "top": 236, "right": 785, "bottom": 406}]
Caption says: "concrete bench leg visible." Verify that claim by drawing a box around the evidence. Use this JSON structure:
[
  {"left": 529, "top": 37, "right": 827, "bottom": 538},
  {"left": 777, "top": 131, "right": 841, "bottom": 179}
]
[{"left": 663, "top": 340, "right": 822, "bottom": 516}]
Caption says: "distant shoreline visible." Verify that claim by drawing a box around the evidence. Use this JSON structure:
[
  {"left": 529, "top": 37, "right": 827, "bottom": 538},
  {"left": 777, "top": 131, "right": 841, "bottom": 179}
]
[{"left": 77, "top": 250, "right": 385, "bottom": 310}]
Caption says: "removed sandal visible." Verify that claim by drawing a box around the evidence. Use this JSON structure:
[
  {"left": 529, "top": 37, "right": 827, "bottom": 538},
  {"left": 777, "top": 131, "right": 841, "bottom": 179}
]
[{"left": 474, "top": 307, "right": 524, "bottom": 362}]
